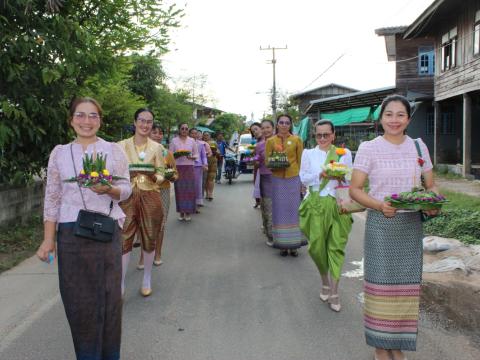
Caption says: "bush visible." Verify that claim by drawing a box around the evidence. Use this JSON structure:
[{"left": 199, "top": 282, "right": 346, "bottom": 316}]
[{"left": 423, "top": 209, "right": 480, "bottom": 245}]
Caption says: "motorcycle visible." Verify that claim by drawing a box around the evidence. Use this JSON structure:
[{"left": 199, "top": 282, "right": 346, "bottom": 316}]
[{"left": 223, "top": 152, "right": 238, "bottom": 185}]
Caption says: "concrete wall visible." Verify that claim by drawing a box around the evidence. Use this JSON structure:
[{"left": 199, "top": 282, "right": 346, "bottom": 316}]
[{"left": 0, "top": 182, "right": 44, "bottom": 227}]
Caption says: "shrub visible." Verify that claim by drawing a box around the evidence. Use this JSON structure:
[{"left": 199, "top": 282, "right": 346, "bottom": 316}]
[{"left": 423, "top": 209, "right": 480, "bottom": 245}]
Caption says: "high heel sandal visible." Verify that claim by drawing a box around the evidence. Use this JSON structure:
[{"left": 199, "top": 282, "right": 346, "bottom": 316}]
[
  {"left": 328, "top": 294, "right": 341, "bottom": 312},
  {"left": 319, "top": 286, "right": 330, "bottom": 302}
]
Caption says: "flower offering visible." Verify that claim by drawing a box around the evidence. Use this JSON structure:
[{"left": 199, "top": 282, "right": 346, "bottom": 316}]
[
  {"left": 163, "top": 167, "right": 177, "bottom": 181},
  {"left": 173, "top": 149, "right": 192, "bottom": 159},
  {"left": 323, "top": 160, "right": 352, "bottom": 181},
  {"left": 267, "top": 144, "right": 290, "bottom": 169},
  {"left": 64, "top": 152, "right": 124, "bottom": 187},
  {"left": 385, "top": 187, "right": 448, "bottom": 210}
]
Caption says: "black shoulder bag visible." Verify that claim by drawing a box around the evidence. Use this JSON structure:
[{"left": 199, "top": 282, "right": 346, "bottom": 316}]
[{"left": 70, "top": 144, "right": 115, "bottom": 242}]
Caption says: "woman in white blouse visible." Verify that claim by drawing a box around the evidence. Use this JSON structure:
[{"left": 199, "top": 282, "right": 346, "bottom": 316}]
[{"left": 299, "top": 120, "right": 353, "bottom": 312}]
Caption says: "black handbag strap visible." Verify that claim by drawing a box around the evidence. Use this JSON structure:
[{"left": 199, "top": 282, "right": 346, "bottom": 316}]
[
  {"left": 414, "top": 139, "right": 423, "bottom": 159},
  {"left": 70, "top": 144, "right": 113, "bottom": 216}
]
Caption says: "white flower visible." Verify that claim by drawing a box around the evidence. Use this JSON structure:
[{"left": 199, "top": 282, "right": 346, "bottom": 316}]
[
  {"left": 139, "top": 151, "right": 146, "bottom": 161},
  {"left": 287, "top": 141, "right": 292, "bottom": 145}
]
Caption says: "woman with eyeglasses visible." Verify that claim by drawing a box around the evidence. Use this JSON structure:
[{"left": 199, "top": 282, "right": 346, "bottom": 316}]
[
  {"left": 256, "top": 119, "right": 274, "bottom": 246},
  {"left": 265, "top": 114, "right": 306, "bottom": 257},
  {"left": 118, "top": 108, "right": 166, "bottom": 297},
  {"left": 350, "top": 95, "right": 438, "bottom": 360},
  {"left": 37, "top": 97, "right": 131, "bottom": 360},
  {"left": 299, "top": 120, "right": 353, "bottom": 312},
  {"left": 169, "top": 122, "right": 199, "bottom": 221}
]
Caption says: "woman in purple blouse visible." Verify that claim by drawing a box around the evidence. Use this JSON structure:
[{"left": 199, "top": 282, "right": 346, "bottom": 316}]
[
  {"left": 36, "top": 97, "right": 131, "bottom": 360},
  {"left": 169, "top": 122, "right": 199, "bottom": 221}
]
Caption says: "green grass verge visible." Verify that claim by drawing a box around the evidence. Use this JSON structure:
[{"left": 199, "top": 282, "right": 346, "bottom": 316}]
[
  {"left": 423, "top": 189, "right": 480, "bottom": 245},
  {"left": 0, "top": 215, "right": 43, "bottom": 273}
]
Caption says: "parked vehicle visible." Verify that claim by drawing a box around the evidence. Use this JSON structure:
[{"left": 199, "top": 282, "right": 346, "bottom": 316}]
[{"left": 236, "top": 133, "right": 255, "bottom": 174}]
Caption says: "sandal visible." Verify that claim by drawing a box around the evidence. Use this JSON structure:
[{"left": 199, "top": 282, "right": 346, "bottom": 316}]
[
  {"left": 319, "top": 286, "right": 330, "bottom": 302},
  {"left": 280, "top": 250, "right": 288, "bottom": 257},
  {"left": 328, "top": 294, "right": 341, "bottom": 312}
]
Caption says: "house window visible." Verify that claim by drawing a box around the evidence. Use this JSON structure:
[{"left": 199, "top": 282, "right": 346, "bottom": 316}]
[
  {"left": 474, "top": 11, "right": 480, "bottom": 55},
  {"left": 441, "top": 27, "right": 457, "bottom": 71},
  {"left": 441, "top": 111, "right": 455, "bottom": 135},
  {"left": 425, "top": 111, "right": 434, "bottom": 135},
  {"left": 419, "top": 47, "right": 435, "bottom": 75}
]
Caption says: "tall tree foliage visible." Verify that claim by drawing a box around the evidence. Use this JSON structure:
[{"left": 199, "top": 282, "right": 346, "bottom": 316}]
[
  {"left": 209, "top": 113, "right": 246, "bottom": 141},
  {"left": 0, "top": 0, "right": 183, "bottom": 184}
]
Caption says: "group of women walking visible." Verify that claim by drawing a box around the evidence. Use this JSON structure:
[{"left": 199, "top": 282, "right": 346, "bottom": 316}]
[
  {"left": 37, "top": 93, "right": 439, "bottom": 360},
  {"left": 252, "top": 94, "right": 439, "bottom": 360}
]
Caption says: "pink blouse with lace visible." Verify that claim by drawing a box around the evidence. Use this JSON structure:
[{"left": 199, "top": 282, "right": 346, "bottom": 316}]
[
  {"left": 43, "top": 138, "right": 132, "bottom": 226},
  {"left": 353, "top": 136, "right": 433, "bottom": 202}
]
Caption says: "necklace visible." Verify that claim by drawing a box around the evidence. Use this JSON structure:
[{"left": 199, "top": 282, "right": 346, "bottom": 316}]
[{"left": 133, "top": 140, "right": 147, "bottom": 162}]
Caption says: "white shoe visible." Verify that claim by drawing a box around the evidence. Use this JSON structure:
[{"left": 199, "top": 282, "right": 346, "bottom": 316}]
[
  {"left": 178, "top": 216, "right": 185, "bottom": 221},
  {"left": 184, "top": 216, "right": 192, "bottom": 221},
  {"left": 266, "top": 239, "right": 274, "bottom": 247},
  {"left": 153, "top": 259, "right": 163, "bottom": 266},
  {"left": 328, "top": 294, "right": 341, "bottom": 312}
]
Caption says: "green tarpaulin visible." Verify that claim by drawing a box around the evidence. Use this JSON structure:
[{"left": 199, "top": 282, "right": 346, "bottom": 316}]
[
  {"left": 293, "top": 117, "right": 310, "bottom": 142},
  {"left": 321, "top": 106, "right": 380, "bottom": 126},
  {"left": 195, "top": 125, "right": 215, "bottom": 133}
]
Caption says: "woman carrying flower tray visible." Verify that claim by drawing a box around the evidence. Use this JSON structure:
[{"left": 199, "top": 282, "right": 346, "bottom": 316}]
[
  {"left": 36, "top": 97, "right": 131, "bottom": 360},
  {"left": 118, "top": 108, "right": 166, "bottom": 297},
  {"left": 299, "top": 120, "right": 353, "bottom": 313},
  {"left": 265, "top": 114, "right": 306, "bottom": 257},
  {"left": 349, "top": 95, "right": 440, "bottom": 360},
  {"left": 169, "top": 122, "right": 199, "bottom": 221}
]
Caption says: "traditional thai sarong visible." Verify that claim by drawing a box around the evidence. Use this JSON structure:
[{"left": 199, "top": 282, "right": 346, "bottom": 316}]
[
  {"left": 271, "top": 176, "right": 307, "bottom": 249},
  {"left": 174, "top": 165, "right": 196, "bottom": 214},
  {"left": 260, "top": 174, "right": 273, "bottom": 239},
  {"left": 253, "top": 169, "right": 261, "bottom": 199},
  {"left": 57, "top": 223, "right": 122, "bottom": 360},
  {"left": 121, "top": 187, "right": 164, "bottom": 254},
  {"left": 156, "top": 188, "right": 171, "bottom": 258},
  {"left": 364, "top": 210, "right": 423, "bottom": 351},
  {"left": 194, "top": 166, "right": 204, "bottom": 205},
  {"left": 207, "top": 156, "right": 218, "bottom": 181},
  {"left": 299, "top": 192, "right": 352, "bottom": 279}
]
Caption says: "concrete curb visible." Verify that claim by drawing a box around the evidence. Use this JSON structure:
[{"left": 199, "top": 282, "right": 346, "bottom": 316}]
[{"left": 0, "top": 254, "right": 60, "bottom": 350}]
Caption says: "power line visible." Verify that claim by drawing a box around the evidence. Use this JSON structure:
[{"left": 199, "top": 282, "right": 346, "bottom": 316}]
[{"left": 299, "top": 53, "right": 345, "bottom": 92}]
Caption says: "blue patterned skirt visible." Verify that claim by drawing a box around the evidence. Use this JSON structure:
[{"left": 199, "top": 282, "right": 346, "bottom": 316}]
[{"left": 271, "top": 176, "right": 307, "bottom": 249}]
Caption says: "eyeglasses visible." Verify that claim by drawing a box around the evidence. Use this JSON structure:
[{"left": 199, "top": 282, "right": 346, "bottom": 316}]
[
  {"left": 73, "top": 112, "right": 100, "bottom": 121},
  {"left": 277, "top": 121, "right": 290, "bottom": 126},
  {"left": 137, "top": 118, "right": 154, "bottom": 125},
  {"left": 315, "top": 133, "right": 333, "bottom": 139}
]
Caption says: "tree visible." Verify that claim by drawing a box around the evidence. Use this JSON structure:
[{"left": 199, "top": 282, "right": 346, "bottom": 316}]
[
  {"left": 0, "top": 0, "right": 183, "bottom": 184},
  {"left": 209, "top": 113, "right": 246, "bottom": 141}
]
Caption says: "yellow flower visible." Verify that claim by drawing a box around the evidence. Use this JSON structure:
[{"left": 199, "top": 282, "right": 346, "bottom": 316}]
[
  {"left": 335, "top": 147, "right": 347, "bottom": 156},
  {"left": 80, "top": 169, "right": 85, "bottom": 175},
  {"left": 102, "top": 169, "right": 110, "bottom": 176},
  {"left": 90, "top": 171, "right": 99, "bottom": 177}
]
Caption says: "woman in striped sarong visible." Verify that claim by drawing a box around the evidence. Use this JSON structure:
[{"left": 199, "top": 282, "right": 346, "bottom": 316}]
[
  {"left": 350, "top": 95, "right": 439, "bottom": 360},
  {"left": 169, "top": 123, "right": 198, "bottom": 221},
  {"left": 256, "top": 119, "right": 274, "bottom": 246},
  {"left": 265, "top": 114, "right": 307, "bottom": 257}
]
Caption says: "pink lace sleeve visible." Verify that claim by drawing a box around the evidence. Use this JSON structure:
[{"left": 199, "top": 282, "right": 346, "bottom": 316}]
[
  {"left": 112, "top": 143, "right": 132, "bottom": 201},
  {"left": 353, "top": 141, "right": 372, "bottom": 174},
  {"left": 43, "top": 145, "right": 62, "bottom": 222}
]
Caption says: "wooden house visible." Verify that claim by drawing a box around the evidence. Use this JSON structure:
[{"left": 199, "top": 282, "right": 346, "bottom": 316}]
[
  {"left": 403, "top": 0, "right": 480, "bottom": 178},
  {"left": 375, "top": 26, "right": 436, "bottom": 155}
]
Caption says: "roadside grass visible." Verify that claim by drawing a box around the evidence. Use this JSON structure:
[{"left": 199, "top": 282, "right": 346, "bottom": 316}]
[
  {"left": 423, "top": 188, "right": 480, "bottom": 245},
  {"left": 0, "top": 214, "right": 42, "bottom": 273}
]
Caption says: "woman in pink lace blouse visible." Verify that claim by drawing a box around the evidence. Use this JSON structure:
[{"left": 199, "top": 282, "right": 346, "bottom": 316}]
[
  {"left": 36, "top": 97, "right": 131, "bottom": 360},
  {"left": 350, "top": 95, "right": 439, "bottom": 360}
]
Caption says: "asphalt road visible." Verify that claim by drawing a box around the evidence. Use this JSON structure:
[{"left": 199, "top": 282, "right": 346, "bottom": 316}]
[{"left": 1, "top": 175, "right": 479, "bottom": 360}]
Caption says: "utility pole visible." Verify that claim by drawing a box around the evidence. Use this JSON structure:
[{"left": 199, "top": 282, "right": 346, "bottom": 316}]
[{"left": 260, "top": 45, "right": 287, "bottom": 121}]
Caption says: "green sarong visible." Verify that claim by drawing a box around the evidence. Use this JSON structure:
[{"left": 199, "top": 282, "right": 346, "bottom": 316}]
[{"left": 299, "top": 193, "right": 352, "bottom": 280}]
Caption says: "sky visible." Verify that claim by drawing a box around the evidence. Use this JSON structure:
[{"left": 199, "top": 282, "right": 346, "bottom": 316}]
[{"left": 162, "top": 0, "right": 435, "bottom": 120}]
